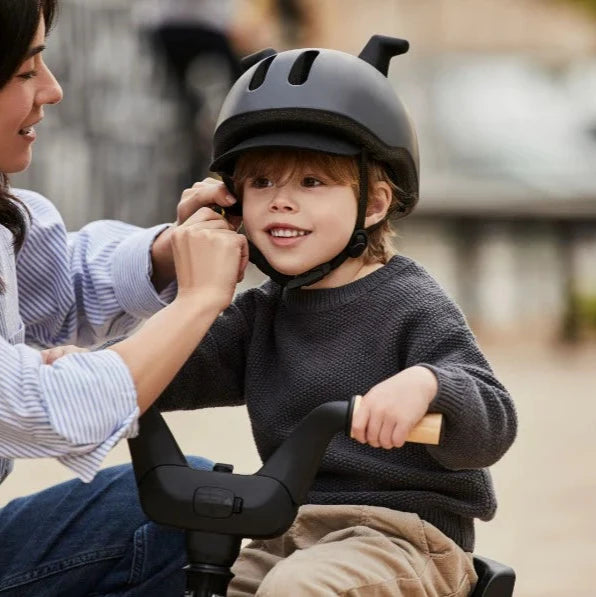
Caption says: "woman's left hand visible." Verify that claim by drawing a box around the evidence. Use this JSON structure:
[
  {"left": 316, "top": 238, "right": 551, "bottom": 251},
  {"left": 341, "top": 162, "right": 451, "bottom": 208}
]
[
  {"left": 350, "top": 366, "right": 439, "bottom": 449},
  {"left": 150, "top": 178, "right": 241, "bottom": 291},
  {"left": 41, "top": 345, "right": 90, "bottom": 365}
]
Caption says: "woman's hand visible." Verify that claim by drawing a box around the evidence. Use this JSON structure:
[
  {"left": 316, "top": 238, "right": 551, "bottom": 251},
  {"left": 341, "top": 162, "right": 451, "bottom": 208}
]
[
  {"left": 151, "top": 178, "right": 241, "bottom": 291},
  {"left": 171, "top": 206, "right": 249, "bottom": 312},
  {"left": 109, "top": 204, "right": 248, "bottom": 413},
  {"left": 176, "top": 178, "right": 241, "bottom": 229},
  {"left": 41, "top": 345, "right": 89, "bottom": 365},
  {"left": 351, "top": 366, "right": 439, "bottom": 449}
]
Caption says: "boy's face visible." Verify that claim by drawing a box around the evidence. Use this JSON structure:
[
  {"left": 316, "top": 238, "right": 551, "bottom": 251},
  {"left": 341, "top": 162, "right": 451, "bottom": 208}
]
[{"left": 242, "top": 169, "right": 357, "bottom": 279}]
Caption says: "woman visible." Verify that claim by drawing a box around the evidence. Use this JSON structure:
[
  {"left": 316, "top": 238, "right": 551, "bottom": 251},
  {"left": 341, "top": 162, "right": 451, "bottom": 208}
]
[{"left": 0, "top": 1, "right": 247, "bottom": 594}]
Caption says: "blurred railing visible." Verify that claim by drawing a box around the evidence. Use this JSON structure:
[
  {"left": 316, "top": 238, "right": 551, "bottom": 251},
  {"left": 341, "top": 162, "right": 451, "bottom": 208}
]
[{"left": 14, "top": 0, "right": 195, "bottom": 228}]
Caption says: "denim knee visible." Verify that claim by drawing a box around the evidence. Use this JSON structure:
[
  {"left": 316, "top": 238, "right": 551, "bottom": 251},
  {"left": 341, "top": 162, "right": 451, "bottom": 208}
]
[{"left": 0, "top": 456, "right": 213, "bottom": 596}]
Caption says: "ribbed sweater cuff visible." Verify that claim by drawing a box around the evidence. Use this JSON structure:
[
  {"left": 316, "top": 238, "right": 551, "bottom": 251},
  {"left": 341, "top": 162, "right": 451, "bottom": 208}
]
[{"left": 419, "top": 363, "right": 470, "bottom": 420}]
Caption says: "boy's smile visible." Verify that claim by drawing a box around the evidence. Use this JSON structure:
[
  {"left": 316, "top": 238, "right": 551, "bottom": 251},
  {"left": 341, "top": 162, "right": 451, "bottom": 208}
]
[{"left": 266, "top": 223, "right": 312, "bottom": 247}]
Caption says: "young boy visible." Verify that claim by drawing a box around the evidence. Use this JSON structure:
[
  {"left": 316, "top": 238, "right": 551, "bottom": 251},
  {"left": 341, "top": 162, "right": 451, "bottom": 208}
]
[{"left": 158, "top": 35, "right": 517, "bottom": 596}]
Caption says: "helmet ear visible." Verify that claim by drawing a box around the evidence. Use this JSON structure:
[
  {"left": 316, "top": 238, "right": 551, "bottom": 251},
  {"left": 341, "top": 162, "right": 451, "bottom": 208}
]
[
  {"left": 358, "top": 35, "right": 409, "bottom": 76},
  {"left": 241, "top": 48, "right": 277, "bottom": 73}
]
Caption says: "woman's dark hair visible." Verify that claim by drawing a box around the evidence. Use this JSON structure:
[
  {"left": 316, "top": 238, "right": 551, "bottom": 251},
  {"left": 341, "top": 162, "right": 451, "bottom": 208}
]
[{"left": 0, "top": 0, "right": 57, "bottom": 291}]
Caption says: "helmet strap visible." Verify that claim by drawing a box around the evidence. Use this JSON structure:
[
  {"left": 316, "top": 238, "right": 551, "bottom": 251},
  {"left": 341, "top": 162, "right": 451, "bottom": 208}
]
[{"left": 246, "top": 150, "right": 375, "bottom": 289}]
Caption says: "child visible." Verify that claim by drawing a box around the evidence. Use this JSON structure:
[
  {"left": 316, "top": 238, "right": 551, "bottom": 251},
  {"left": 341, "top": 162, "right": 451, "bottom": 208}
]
[{"left": 158, "top": 35, "right": 517, "bottom": 596}]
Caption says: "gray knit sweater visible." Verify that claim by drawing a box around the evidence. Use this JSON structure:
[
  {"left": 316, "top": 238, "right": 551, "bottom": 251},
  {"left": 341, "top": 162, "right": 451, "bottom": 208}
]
[{"left": 157, "top": 255, "right": 517, "bottom": 551}]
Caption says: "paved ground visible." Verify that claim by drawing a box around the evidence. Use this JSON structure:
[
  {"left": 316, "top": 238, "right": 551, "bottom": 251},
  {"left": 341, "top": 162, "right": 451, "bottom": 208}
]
[{"left": 2, "top": 338, "right": 595, "bottom": 596}]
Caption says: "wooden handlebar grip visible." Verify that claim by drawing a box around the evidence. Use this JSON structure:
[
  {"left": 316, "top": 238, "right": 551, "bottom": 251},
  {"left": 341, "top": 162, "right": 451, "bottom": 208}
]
[{"left": 351, "top": 395, "right": 443, "bottom": 445}]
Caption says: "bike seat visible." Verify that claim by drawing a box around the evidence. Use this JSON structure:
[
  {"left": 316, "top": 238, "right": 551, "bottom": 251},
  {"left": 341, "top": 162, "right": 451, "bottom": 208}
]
[{"left": 471, "top": 555, "right": 516, "bottom": 597}]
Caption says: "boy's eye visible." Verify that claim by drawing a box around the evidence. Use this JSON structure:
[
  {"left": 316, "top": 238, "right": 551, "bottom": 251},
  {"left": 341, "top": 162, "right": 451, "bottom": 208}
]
[
  {"left": 302, "top": 176, "right": 323, "bottom": 188},
  {"left": 250, "top": 177, "right": 273, "bottom": 189}
]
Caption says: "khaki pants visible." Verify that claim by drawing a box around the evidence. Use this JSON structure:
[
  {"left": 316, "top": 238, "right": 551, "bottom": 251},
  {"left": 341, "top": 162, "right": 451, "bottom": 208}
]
[{"left": 229, "top": 505, "right": 477, "bottom": 597}]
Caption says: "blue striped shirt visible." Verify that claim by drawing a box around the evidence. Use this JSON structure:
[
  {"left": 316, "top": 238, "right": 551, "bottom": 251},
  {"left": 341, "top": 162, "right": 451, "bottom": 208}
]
[{"left": 0, "top": 189, "right": 175, "bottom": 484}]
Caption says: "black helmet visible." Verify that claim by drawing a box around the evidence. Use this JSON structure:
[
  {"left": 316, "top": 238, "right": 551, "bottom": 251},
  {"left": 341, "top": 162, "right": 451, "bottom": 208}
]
[{"left": 210, "top": 35, "right": 419, "bottom": 288}]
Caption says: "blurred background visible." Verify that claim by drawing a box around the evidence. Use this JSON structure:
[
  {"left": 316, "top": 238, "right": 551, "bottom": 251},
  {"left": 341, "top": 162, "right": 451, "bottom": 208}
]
[{"left": 5, "top": 1, "right": 596, "bottom": 595}]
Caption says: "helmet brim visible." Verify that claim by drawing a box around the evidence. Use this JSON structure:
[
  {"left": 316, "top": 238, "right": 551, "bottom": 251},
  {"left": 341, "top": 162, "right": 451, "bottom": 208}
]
[{"left": 209, "top": 131, "right": 360, "bottom": 174}]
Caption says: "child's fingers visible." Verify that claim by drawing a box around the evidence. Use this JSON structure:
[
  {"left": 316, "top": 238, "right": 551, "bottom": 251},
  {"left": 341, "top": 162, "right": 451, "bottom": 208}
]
[
  {"left": 350, "top": 395, "right": 370, "bottom": 443},
  {"left": 365, "top": 410, "right": 383, "bottom": 448},
  {"left": 378, "top": 419, "right": 398, "bottom": 450},
  {"left": 391, "top": 424, "right": 410, "bottom": 449}
]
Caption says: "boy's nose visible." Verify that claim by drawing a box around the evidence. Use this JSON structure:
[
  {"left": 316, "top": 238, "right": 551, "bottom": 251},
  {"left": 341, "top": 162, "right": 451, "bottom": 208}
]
[{"left": 269, "top": 188, "right": 298, "bottom": 212}]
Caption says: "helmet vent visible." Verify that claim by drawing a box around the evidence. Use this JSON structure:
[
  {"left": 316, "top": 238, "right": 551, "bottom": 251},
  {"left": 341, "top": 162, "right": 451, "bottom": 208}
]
[
  {"left": 288, "top": 50, "right": 319, "bottom": 85},
  {"left": 249, "top": 55, "right": 276, "bottom": 90}
]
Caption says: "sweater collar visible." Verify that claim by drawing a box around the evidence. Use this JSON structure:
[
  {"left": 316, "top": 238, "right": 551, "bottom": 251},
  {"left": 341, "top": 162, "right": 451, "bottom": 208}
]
[{"left": 281, "top": 255, "right": 410, "bottom": 312}]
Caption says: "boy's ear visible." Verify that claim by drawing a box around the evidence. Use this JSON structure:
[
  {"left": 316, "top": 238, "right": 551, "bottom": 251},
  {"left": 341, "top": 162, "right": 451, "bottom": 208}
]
[{"left": 364, "top": 181, "right": 392, "bottom": 228}]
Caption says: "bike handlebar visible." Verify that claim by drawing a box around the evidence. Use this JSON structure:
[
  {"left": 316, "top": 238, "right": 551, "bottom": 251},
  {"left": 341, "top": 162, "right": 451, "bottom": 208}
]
[{"left": 128, "top": 398, "right": 442, "bottom": 539}]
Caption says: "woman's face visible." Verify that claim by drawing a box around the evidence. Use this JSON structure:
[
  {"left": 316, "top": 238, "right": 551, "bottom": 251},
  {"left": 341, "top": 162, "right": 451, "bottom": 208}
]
[{"left": 0, "top": 16, "right": 62, "bottom": 174}]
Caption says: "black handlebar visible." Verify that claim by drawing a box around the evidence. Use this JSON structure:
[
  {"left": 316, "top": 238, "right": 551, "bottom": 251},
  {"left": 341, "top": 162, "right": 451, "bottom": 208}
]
[
  {"left": 128, "top": 397, "right": 356, "bottom": 539},
  {"left": 128, "top": 398, "right": 358, "bottom": 596}
]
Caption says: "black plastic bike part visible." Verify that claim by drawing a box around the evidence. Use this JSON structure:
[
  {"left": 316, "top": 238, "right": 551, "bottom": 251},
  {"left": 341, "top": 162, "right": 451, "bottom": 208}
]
[
  {"left": 256, "top": 400, "right": 350, "bottom": 504},
  {"left": 471, "top": 556, "right": 516, "bottom": 597},
  {"left": 129, "top": 400, "right": 353, "bottom": 596},
  {"left": 129, "top": 401, "right": 352, "bottom": 535},
  {"left": 184, "top": 532, "right": 241, "bottom": 596},
  {"left": 129, "top": 407, "right": 297, "bottom": 538}
]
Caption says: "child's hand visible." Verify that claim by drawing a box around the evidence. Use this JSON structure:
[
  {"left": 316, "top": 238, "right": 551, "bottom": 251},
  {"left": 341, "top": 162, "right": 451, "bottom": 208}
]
[
  {"left": 351, "top": 366, "right": 438, "bottom": 449},
  {"left": 41, "top": 345, "right": 89, "bottom": 365}
]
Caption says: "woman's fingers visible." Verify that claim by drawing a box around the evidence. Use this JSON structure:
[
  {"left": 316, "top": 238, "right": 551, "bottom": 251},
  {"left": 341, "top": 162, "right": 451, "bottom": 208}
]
[
  {"left": 180, "top": 206, "right": 234, "bottom": 229},
  {"left": 177, "top": 179, "right": 237, "bottom": 225},
  {"left": 237, "top": 234, "right": 250, "bottom": 282},
  {"left": 41, "top": 345, "right": 89, "bottom": 365},
  {"left": 171, "top": 225, "right": 246, "bottom": 310}
]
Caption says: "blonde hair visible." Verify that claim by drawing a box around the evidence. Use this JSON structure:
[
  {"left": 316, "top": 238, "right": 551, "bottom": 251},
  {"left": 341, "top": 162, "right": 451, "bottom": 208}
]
[{"left": 233, "top": 149, "right": 404, "bottom": 264}]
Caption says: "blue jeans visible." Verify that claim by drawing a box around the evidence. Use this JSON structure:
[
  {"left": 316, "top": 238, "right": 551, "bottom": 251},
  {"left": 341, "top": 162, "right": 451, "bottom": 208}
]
[{"left": 0, "top": 457, "right": 212, "bottom": 596}]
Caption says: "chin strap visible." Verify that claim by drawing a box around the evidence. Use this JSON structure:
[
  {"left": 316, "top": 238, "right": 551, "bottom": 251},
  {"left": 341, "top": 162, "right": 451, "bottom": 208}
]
[{"left": 250, "top": 150, "right": 376, "bottom": 289}]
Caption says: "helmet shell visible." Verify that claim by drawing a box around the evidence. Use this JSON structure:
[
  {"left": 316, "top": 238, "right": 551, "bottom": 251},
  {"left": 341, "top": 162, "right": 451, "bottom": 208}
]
[{"left": 211, "top": 45, "right": 420, "bottom": 214}]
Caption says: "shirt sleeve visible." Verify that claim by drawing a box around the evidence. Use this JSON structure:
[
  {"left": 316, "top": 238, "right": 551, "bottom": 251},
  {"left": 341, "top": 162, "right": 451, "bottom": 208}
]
[
  {"left": 14, "top": 189, "right": 176, "bottom": 349},
  {"left": 0, "top": 337, "right": 138, "bottom": 482},
  {"left": 401, "top": 281, "right": 517, "bottom": 471}
]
